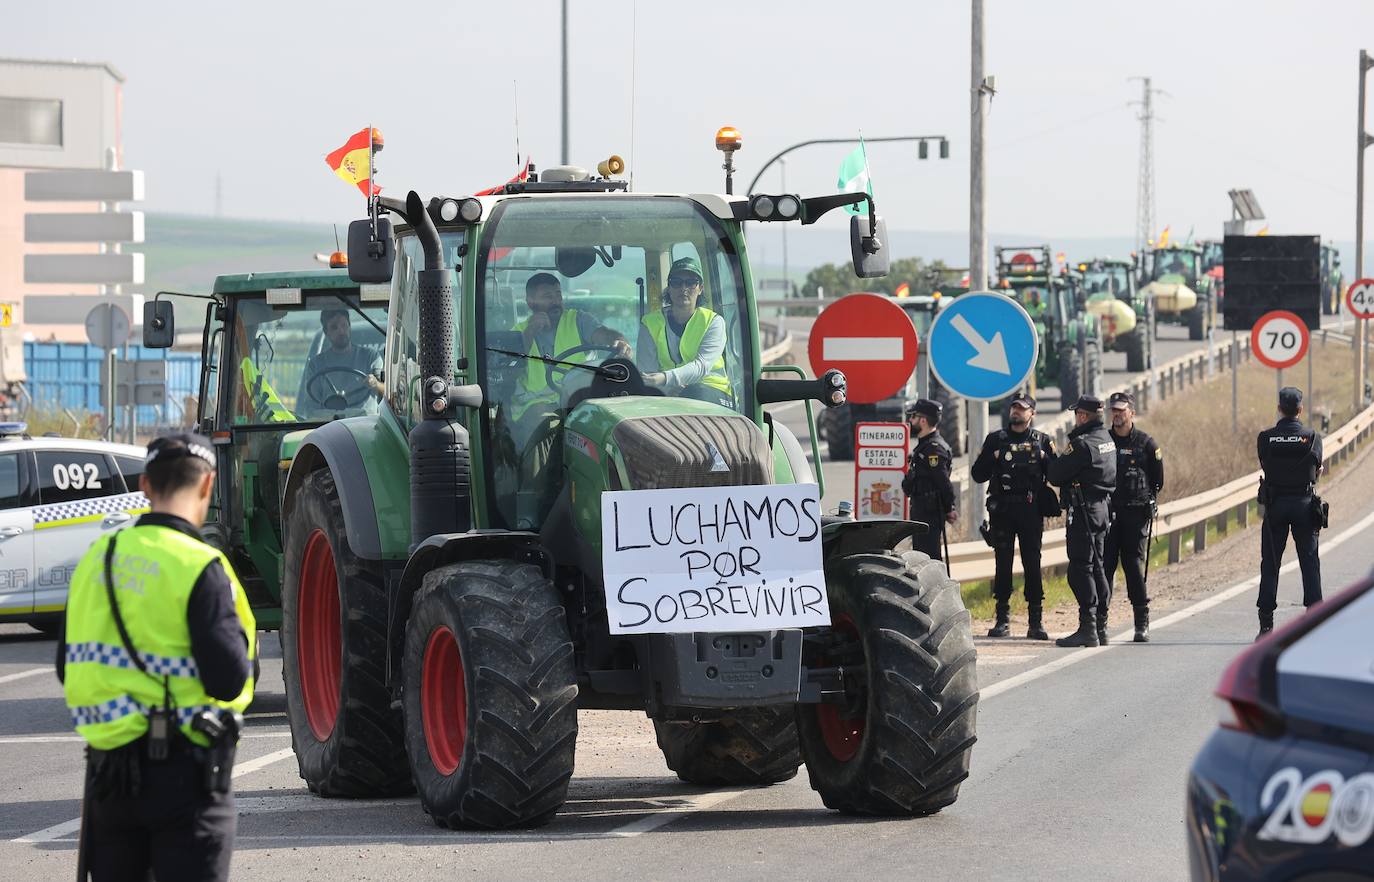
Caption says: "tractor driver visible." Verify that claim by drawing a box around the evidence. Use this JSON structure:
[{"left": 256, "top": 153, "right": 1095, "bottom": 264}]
[
  {"left": 297, "top": 308, "right": 383, "bottom": 415},
  {"left": 636, "top": 257, "right": 734, "bottom": 409},
  {"left": 510, "top": 273, "right": 632, "bottom": 442}
]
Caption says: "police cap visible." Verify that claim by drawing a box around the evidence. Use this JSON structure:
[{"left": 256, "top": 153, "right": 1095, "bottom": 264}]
[
  {"left": 1109, "top": 391, "right": 1134, "bottom": 410},
  {"left": 1009, "top": 393, "right": 1036, "bottom": 411},
  {"left": 905, "top": 398, "right": 942, "bottom": 422},
  {"left": 1279, "top": 386, "right": 1303, "bottom": 411},
  {"left": 1071, "top": 394, "right": 1104, "bottom": 414},
  {"left": 145, "top": 432, "right": 217, "bottom": 469}
]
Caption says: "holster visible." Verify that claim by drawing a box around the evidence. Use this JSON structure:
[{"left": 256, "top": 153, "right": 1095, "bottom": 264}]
[
  {"left": 979, "top": 519, "right": 994, "bottom": 547},
  {"left": 1311, "top": 495, "right": 1329, "bottom": 530}
]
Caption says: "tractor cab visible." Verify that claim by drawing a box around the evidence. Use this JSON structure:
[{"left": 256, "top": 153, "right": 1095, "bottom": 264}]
[
  {"left": 1147, "top": 244, "right": 1203, "bottom": 288},
  {"left": 143, "top": 269, "right": 390, "bottom": 623}
]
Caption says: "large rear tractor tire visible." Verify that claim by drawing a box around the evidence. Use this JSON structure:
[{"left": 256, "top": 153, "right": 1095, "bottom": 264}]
[
  {"left": 402, "top": 560, "right": 578, "bottom": 829},
  {"left": 1187, "top": 305, "right": 1206, "bottom": 340},
  {"left": 1123, "top": 328, "right": 1148, "bottom": 373},
  {"left": 654, "top": 708, "right": 801, "bottom": 786},
  {"left": 281, "top": 469, "right": 411, "bottom": 797},
  {"left": 1084, "top": 340, "right": 1104, "bottom": 398},
  {"left": 1057, "top": 345, "right": 1082, "bottom": 411},
  {"left": 796, "top": 550, "right": 978, "bottom": 816},
  {"left": 823, "top": 405, "right": 855, "bottom": 461}
]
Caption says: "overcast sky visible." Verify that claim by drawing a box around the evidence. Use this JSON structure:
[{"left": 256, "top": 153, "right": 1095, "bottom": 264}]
[{"left": 4, "top": 0, "right": 1371, "bottom": 241}]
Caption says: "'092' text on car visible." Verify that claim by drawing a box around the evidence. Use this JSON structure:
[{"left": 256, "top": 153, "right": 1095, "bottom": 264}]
[{"left": 0, "top": 423, "right": 149, "bottom": 636}]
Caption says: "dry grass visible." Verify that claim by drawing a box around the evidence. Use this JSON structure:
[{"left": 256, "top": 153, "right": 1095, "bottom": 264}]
[
  {"left": 16, "top": 407, "right": 104, "bottom": 439},
  {"left": 1147, "top": 337, "right": 1360, "bottom": 503}
]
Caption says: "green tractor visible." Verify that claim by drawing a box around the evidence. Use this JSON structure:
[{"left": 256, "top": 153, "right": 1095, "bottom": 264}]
[
  {"left": 1140, "top": 243, "right": 1216, "bottom": 340},
  {"left": 816, "top": 292, "right": 964, "bottom": 459},
  {"left": 1321, "top": 242, "right": 1345, "bottom": 316},
  {"left": 146, "top": 159, "right": 978, "bottom": 828},
  {"left": 1076, "top": 257, "right": 1154, "bottom": 372},
  {"left": 994, "top": 245, "right": 1104, "bottom": 409}
]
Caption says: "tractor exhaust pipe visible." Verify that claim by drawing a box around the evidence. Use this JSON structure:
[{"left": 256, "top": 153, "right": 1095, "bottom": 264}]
[{"left": 406, "top": 190, "right": 471, "bottom": 547}]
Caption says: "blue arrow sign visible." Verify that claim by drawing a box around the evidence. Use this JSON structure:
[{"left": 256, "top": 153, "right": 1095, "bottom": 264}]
[{"left": 927, "top": 291, "right": 1039, "bottom": 401}]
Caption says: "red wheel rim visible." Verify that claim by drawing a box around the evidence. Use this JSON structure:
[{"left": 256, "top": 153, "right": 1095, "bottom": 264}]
[
  {"left": 816, "top": 613, "right": 865, "bottom": 762},
  {"left": 298, "top": 529, "right": 342, "bottom": 741},
  {"left": 422, "top": 626, "right": 468, "bottom": 776}
]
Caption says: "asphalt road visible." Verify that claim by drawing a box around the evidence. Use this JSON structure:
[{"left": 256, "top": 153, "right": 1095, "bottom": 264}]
[{"left": 4, "top": 476, "right": 1368, "bottom": 879}]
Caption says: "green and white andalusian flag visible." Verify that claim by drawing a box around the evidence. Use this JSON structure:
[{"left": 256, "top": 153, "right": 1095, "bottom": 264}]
[{"left": 836, "top": 139, "right": 873, "bottom": 216}]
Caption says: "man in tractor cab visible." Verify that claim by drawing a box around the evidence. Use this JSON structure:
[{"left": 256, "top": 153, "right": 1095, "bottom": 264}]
[
  {"left": 636, "top": 256, "right": 734, "bottom": 409},
  {"left": 296, "top": 308, "right": 383, "bottom": 416},
  {"left": 510, "top": 272, "right": 632, "bottom": 436}
]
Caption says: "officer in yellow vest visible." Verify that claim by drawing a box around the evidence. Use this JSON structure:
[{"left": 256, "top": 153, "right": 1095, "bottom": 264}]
[
  {"left": 57, "top": 433, "right": 256, "bottom": 882},
  {"left": 637, "top": 256, "right": 734, "bottom": 408},
  {"left": 511, "top": 272, "right": 632, "bottom": 427}
]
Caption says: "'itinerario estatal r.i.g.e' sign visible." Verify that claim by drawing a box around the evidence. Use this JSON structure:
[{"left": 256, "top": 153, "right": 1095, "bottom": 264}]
[{"left": 600, "top": 483, "right": 830, "bottom": 635}]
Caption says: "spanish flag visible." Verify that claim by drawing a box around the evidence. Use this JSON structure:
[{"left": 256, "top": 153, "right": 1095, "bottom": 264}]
[
  {"left": 894, "top": 282, "right": 910, "bottom": 298},
  {"left": 474, "top": 158, "right": 532, "bottom": 197},
  {"left": 325, "top": 128, "right": 383, "bottom": 196},
  {"left": 1158, "top": 225, "right": 1171, "bottom": 247}
]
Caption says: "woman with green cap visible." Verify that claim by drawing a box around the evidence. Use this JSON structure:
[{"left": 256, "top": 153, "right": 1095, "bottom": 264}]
[{"left": 636, "top": 256, "right": 734, "bottom": 408}]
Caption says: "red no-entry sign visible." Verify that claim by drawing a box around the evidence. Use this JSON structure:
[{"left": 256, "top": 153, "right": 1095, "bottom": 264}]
[
  {"left": 808, "top": 293, "right": 918, "bottom": 404},
  {"left": 1251, "top": 310, "right": 1310, "bottom": 370}
]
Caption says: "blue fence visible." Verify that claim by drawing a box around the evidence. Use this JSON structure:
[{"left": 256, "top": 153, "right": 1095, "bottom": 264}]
[{"left": 24, "top": 343, "right": 202, "bottom": 429}]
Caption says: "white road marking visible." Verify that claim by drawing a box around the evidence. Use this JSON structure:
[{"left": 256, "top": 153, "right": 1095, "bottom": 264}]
[
  {"left": 982, "top": 506, "right": 1374, "bottom": 701},
  {"left": 0, "top": 667, "right": 50, "bottom": 686},
  {"left": 604, "top": 788, "right": 746, "bottom": 837},
  {"left": 822, "top": 337, "right": 905, "bottom": 361},
  {"left": 975, "top": 653, "right": 1037, "bottom": 665}
]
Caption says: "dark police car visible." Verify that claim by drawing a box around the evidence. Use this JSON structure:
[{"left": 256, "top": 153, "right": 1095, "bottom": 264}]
[{"left": 1187, "top": 577, "right": 1374, "bottom": 880}]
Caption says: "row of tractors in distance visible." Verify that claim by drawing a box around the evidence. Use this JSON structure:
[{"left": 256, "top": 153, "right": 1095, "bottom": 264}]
[{"left": 143, "top": 149, "right": 981, "bottom": 829}]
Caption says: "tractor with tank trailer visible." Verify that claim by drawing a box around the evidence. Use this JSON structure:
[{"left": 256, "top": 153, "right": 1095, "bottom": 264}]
[
  {"left": 1139, "top": 243, "right": 1216, "bottom": 340},
  {"left": 1321, "top": 242, "right": 1344, "bottom": 316},
  {"left": 1075, "top": 257, "right": 1154, "bottom": 372},
  {"left": 147, "top": 159, "right": 979, "bottom": 828},
  {"left": 994, "top": 245, "right": 1104, "bottom": 410}
]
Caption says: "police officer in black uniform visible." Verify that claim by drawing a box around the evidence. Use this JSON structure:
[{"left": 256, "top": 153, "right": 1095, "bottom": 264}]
[
  {"left": 1049, "top": 395, "right": 1117, "bottom": 648},
  {"left": 901, "top": 398, "right": 957, "bottom": 560},
  {"left": 1103, "top": 392, "right": 1164, "bottom": 643},
  {"left": 971, "top": 393, "right": 1057, "bottom": 639},
  {"left": 1256, "top": 386, "right": 1324, "bottom": 639}
]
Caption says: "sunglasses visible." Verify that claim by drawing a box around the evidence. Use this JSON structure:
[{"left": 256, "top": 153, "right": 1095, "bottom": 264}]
[{"left": 666, "top": 276, "right": 702, "bottom": 289}]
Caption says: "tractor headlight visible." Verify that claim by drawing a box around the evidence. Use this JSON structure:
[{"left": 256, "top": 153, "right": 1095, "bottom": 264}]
[
  {"left": 748, "top": 194, "right": 802, "bottom": 222},
  {"left": 776, "top": 195, "right": 800, "bottom": 220},
  {"left": 438, "top": 199, "right": 460, "bottom": 222},
  {"left": 458, "top": 198, "right": 482, "bottom": 223},
  {"left": 752, "top": 195, "right": 775, "bottom": 220}
]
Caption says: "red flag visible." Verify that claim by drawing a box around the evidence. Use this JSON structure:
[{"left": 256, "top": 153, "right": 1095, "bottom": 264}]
[
  {"left": 325, "top": 128, "right": 383, "bottom": 196},
  {"left": 475, "top": 157, "right": 531, "bottom": 197}
]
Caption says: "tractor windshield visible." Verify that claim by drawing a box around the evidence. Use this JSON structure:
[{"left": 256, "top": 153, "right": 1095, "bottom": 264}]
[
  {"left": 1152, "top": 250, "right": 1198, "bottom": 282},
  {"left": 475, "top": 195, "right": 752, "bottom": 529},
  {"left": 227, "top": 292, "right": 388, "bottom": 425},
  {"left": 1082, "top": 265, "right": 1130, "bottom": 299}
]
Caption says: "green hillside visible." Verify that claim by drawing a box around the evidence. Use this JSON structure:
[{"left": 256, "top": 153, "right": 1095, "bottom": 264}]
[{"left": 130, "top": 214, "right": 339, "bottom": 294}]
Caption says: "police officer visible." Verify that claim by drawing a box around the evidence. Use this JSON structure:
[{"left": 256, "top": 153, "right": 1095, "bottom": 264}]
[
  {"left": 1049, "top": 395, "right": 1117, "bottom": 648},
  {"left": 57, "top": 433, "right": 256, "bottom": 881},
  {"left": 1103, "top": 392, "right": 1164, "bottom": 642},
  {"left": 971, "top": 393, "right": 1057, "bottom": 639},
  {"left": 1256, "top": 386, "right": 1324, "bottom": 639},
  {"left": 901, "top": 398, "right": 957, "bottom": 560}
]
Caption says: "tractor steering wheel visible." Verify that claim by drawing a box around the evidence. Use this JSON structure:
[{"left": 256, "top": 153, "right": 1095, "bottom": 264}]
[
  {"left": 304, "top": 366, "right": 374, "bottom": 411},
  {"left": 544, "top": 343, "right": 624, "bottom": 391}
]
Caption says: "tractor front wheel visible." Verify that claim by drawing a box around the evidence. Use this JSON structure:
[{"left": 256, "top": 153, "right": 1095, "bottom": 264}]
[
  {"left": 1057, "top": 345, "right": 1082, "bottom": 412},
  {"left": 654, "top": 707, "right": 800, "bottom": 786},
  {"left": 796, "top": 550, "right": 979, "bottom": 815},
  {"left": 402, "top": 560, "right": 578, "bottom": 829},
  {"left": 281, "top": 469, "right": 411, "bottom": 797}
]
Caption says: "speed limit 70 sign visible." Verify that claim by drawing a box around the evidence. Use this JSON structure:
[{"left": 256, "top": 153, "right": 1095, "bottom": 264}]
[
  {"left": 1251, "top": 310, "right": 1310, "bottom": 370},
  {"left": 1347, "top": 278, "right": 1374, "bottom": 319}
]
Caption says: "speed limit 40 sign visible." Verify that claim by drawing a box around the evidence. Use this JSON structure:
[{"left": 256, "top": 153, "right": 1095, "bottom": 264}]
[
  {"left": 1251, "top": 310, "right": 1310, "bottom": 369},
  {"left": 1346, "top": 278, "right": 1374, "bottom": 319}
]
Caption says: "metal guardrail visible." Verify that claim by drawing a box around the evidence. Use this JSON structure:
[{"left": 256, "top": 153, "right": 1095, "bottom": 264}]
[
  {"left": 760, "top": 321, "right": 794, "bottom": 365},
  {"left": 946, "top": 331, "right": 1374, "bottom": 583}
]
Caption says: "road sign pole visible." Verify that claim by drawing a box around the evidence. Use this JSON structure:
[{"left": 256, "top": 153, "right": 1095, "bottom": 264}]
[
  {"left": 1355, "top": 49, "right": 1371, "bottom": 412},
  {"left": 1232, "top": 330, "right": 1239, "bottom": 433},
  {"left": 968, "top": 0, "right": 991, "bottom": 530}
]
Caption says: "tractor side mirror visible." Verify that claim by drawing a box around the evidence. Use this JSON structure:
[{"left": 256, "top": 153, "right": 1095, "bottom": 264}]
[
  {"left": 143, "top": 300, "right": 175, "bottom": 348},
  {"left": 756, "top": 368, "right": 847, "bottom": 408},
  {"left": 347, "top": 217, "right": 394, "bottom": 284},
  {"left": 850, "top": 214, "right": 890, "bottom": 279}
]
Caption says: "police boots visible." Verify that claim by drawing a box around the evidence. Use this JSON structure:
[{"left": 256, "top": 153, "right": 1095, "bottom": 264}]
[
  {"left": 1133, "top": 607, "right": 1150, "bottom": 643},
  {"left": 1255, "top": 610, "right": 1274, "bottom": 643},
  {"left": 1026, "top": 604, "right": 1049, "bottom": 641},
  {"left": 987, "top": 602, "right": 1011, "bottom": 638},
  {"left": 1056, "top": 609, "right": 1100, "bottom": 648},
  {"left": 1097, "top": 610, "right": 1109, "bottom": 646}
]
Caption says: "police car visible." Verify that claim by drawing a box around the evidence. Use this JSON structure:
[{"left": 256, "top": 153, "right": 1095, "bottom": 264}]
[
  {"left": 0, "top": 423, "right": 148, "bottom": 635},
  {"left": 1187, "top": 575, "right": 1374, "bottom": 880}
]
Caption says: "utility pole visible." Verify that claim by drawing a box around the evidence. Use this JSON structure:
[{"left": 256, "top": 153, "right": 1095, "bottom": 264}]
[
  {"left": 780, "top": 158, "right": 789, "bottom": 295},
  {"left": 1355, "top": 49, "right": 1373, "bottom": 412},
  {"left": 1131, "top": 77, "right": 1160, "bottom": 253},
  {"left": 561, "top": 0, "right": 570, "bottom": 165},
  {"left": 214, "top": 171, "right": 223, "bottom": 218},
  {"left": 968, "top": 0, "right": 990, "bottom": 528}
]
